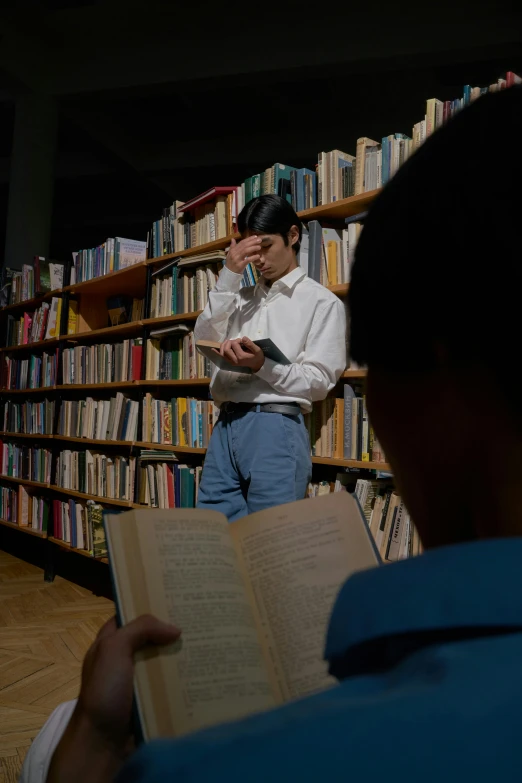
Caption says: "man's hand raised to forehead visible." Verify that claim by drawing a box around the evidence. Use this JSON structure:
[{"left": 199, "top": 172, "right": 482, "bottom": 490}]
[{"left": 225, "top": 236, "right": 262, "bottom": 275}]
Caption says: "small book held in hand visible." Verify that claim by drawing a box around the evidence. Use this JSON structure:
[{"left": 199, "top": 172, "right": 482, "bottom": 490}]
[
  {"left": 105, "top": 492, "right": 380, "bottom": 741},
  {"left": 196, "top": 338, "right": 290, "bottom": 374}
]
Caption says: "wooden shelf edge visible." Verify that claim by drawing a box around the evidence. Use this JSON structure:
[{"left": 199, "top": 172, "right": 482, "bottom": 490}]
[
  {"left": 0, "top": 517, "right": 47, "bottom": 537},
  {"left": 48, "top": 485, "right": 134, "bottom": 507},
  {"left": 341, "top": 369, "right": 367, "bottom": 379},
  {"left": 134, "top": 442, "right": 206, "bottom": 453},
  {"left": 0, "top": 475, "right": 50, "bottom": 488},
  {"left": 53, "top": 435, "right": 134, "bottom": 447},
  {"left": 0, "top": 432, "right": 54, "bottom": 439},
  {"left": 142, "top": 312, "right": 201, "bottom": 327},
  {"left": 48, "top": 536, "right": 109, "bottom": 563},
  {"left": 137, "top": 378, "right": 211, "bottom": 386},
  {"left": 61, "top": 259, "right": 148, "bottom": 295},
  {"left": 311, "top": 456, "right": 391, "bottom": 470},
  {"left": 0, "top": 386, "right": 56, "bottom": 394},
  {"left": 0, "top": 291, "right": 60, "bottom": 315},
  {"left": 0, "top": 337, "right": 61, "bottom": 354}
]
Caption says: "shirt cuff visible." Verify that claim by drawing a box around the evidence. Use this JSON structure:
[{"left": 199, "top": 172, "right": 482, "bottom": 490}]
[
  {"left": 215, "top": 266, "right": 243, "bottom": 293},
  {"left": 255, "top": 357, "right": 280, "bottom": 383}
]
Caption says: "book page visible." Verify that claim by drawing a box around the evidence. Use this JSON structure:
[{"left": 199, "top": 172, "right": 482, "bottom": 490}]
[
  {"left": 230, "top": 492, "right": 379, "bottom": 703},
  {"left": 106, "top": 509, "right": 276, "bottom": 740}
]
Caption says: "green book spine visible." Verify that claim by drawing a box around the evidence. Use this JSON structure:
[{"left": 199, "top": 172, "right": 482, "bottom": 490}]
[
  {"left": 244, "top": 177, "right": 253, "bottom": 204},
  {"left": 252, "top": 174, "right": 261, "bottom": 198}
]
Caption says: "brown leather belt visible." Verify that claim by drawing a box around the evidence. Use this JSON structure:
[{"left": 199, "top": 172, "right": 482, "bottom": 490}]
[{"left": 220, "top": 401, "right": 301, "bottom": 416}]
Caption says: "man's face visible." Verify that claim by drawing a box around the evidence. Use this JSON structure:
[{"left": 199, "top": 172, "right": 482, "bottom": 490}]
[{"left": 243, "top": 228, "right": 298, "bottom": 282}]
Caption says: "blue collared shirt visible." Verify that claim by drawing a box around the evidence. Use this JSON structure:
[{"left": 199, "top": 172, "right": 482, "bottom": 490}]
[{"left": 121, "top": 539, "right": 522, "bottom": 781}]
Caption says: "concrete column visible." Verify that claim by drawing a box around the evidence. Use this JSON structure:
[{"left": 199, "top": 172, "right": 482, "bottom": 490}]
[{"left": 4, "top": 93, "right": 58, "bottom": 270}]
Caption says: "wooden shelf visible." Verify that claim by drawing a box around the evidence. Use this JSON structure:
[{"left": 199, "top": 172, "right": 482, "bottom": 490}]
[
  {"left": 299, "top": 190, "right": 379, "bottom": 221},
  {"left": 49, "top": 485, "right": 134, "bottom": 507},
  {"left": 0, "top": 386, "right": 55, "bottom": 394},
  {"left": 341, "top": 369, "right": 367, "bottom": 379},
  {"left": 142, "top": 312, "right": 202, "bottom": 328},
  {"left": 0, "top": 432, "right": 53, "bottom": 439},
  {"left": 0, "top": 291, "right": 58, "bottom": 315},
  {"left": 56, "top": 382, "right": 139, "bottom": 391},
  {"left": 0, "top": 517, "right": 47, "bottom": 538},
  {"left": 62, "top": 260, "right": 148, "bottom": 298},
  {"left": 65, "top": 321, "right": 143, "bottom": 342},
  {"left": 146, "top": 236, "right": 234, "bottom": 267},
  {"left": 311, "top": 456, "right": 390, "bottom": 470},
  {"left": 134, "top": 442, "right": 206, "bottom": 454},
  {"left": 53, "top": 435, "right": 134, "bottom": 447},
  {"left": 48, "top": 536, "right": 109, "bottom": 564},
  {"left": 0, "top": 476, "right": 49, "bottom": 488},
  {"left": 328, "top": 283, "right": 349, "bottom": 296},
  {"left": 137, "top": 378, "right": 211, "bottom": 386},
  {"left": 0, "top": 337, "right": 61, "bottom": 354}
]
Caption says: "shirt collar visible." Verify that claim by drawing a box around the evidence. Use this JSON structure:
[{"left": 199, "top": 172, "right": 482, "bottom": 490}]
[
  {"left": 258, "top": 265, "right": 306, "bottom": 293},
  {"left": 325, "top": 538, "right": 522, "bottom": 678}
]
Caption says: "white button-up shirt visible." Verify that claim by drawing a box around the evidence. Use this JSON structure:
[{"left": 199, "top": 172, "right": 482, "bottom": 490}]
[{"left": 194, "top": 265, "right": 347, "bottom": 412}]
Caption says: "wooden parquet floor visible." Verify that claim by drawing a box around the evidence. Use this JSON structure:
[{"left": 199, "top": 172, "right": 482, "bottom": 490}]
[{"left": 0, "top": 551, "right": 113, "bottom": 781}]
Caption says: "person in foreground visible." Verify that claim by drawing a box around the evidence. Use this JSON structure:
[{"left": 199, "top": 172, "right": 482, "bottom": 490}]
[
  {"left": 38, "top": 87, "right": 522, "bottom": 782},
  {"left": 193, "top": 194, "right": 346, "bottom": 520}
]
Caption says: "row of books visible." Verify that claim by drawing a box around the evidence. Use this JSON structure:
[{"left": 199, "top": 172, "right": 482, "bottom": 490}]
[
  {"left": 52, "top": 499, "right": 107, "bottom": 556},
  {"left": 61, "top": 339, "right": 143, "bottom": 385},
  {"left": 137, "top": 453, "right": 201, "bottom": 508},
  {"left": 0, "top": 443, "right": 52, "bottom": 483},
  {"left": 1, "top": 260, "right": 64, "bottom": 307},
  {"left": 4, "top": 297, "right": 62, "bottom": 347},
  {"left": 150, "top": 257, "right": 220, "bottom": 318},
  {"left": 305, "top": 390, "right": 385, "bottom": 462},
  {"left": 142, "top": 393, "right": 218, "bottom": 447},
  {"left": 71, "top": 237, "right": 147, "bottom": 284},
  {"left": 58, "top": 394, "right": 139, "bottom": 442},
  {"left": 55, "top": 450, "right": 136, "bottom": 501},
  {"left": 0, "top": 484, "right": 50, "bottom": 531},
  {"left": 1, "top": 351, "right": 58, "bottom": 390},
  {"left": 307, "top": 477, "right": 421, "bottom": 561},
  {"left": 1, "top": 399, "right": 55, "bottom": 435},
  {"left": 146, "top": 330, "right": 210, "bottom": 381},
  {"left": 147, "top": 189, "right": 238, "bottom": 257},
  {"left": 299, "top": 219, "right": 362, "bottom": 286}
]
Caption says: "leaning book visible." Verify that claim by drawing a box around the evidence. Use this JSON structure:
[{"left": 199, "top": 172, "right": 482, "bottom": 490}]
[{"left": 105, "top": 492, "right": 380, "bottom": 740}]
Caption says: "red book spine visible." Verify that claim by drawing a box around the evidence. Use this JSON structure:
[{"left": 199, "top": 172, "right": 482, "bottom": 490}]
[
  {"left": 131, "top": 345, "right": 143, "bottom": 380},
  {"left": 443, "top": 101, "right": 451, "bottom": 124},
  {"left": 166, "top": 463, "right": 175, "bottom": 508}
]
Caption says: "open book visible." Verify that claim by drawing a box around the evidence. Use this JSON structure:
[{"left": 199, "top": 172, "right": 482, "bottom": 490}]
[
  {"left": 105, "top": 492, "right": 379, "bottom": 740},
  {"left": 196, "top": 338, "right": 290, "bottom": 374}
]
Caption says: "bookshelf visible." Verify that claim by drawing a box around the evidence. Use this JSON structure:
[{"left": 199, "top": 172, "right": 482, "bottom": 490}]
[{"left": 0, "top": 189, "right": 384, "bottom": 570}]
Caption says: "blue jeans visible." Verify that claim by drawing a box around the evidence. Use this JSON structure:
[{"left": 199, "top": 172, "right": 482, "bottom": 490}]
[{"left": 197, "top": 408, "right": 312, "bottom": 522}]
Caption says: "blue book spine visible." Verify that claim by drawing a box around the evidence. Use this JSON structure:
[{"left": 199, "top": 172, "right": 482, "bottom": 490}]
[
  {"left": 296, "top": 169, "right": 305, "bottom": 212},
  {"left": 463, "top": 85, "right": 471, "bottom": 106},
  {"left": 343, "top": 384, "right": 355, "bottom": 459}
]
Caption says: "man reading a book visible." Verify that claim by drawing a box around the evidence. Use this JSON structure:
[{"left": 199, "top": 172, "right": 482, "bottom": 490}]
[
  {"left": 193, "top": 194, "right": 347, "bottom": 520},
  {"left": 26, "top": 88, "right": 522, "bottom": 783}
]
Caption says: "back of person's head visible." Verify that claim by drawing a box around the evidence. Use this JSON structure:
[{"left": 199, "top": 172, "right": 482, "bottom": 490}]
[
  {"left": 238, "top": 194, "right": 302, "bottom": 254},
  {"left": 349, "top": 86, "right": 522, "bottom": 547}
]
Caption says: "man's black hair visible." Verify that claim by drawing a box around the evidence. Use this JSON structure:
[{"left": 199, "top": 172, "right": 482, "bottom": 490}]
[
  {"left": 349, "top": 86, "right": 522, "bottom": 409},
  {"left": 238, "top": 194, "right": 302, "bottom": 254}
]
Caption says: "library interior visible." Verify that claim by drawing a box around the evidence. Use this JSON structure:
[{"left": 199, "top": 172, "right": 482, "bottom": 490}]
[{"left": 0, "top": 1, "right": 521, "bottom": 780}]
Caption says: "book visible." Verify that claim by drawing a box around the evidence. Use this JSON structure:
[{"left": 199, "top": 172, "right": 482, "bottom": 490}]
[
  {"left": 105, "top": 491, "right": 380, "bottom": 739},
  {"left": 196, "top": 338, "right": 290, "bottom": 375},
  {"left": 67, "top": 300, "right": 78, "bottom": 335}
]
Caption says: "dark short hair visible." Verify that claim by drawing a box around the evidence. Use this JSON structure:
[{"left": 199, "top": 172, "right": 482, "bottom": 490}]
[
  {"left": 349, "top": 86, "right": 522, "bottom": 409},
  {"left": 238, "top": 194, "right": 302, "bottom": 254}
]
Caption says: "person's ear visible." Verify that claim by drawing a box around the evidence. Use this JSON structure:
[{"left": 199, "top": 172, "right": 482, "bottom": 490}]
[{"left": 289, "top": 225, "right": 299, "bottom": 247}]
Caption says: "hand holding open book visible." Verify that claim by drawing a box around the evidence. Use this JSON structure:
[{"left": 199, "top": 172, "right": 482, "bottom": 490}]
[
  {"left": 105, "top": 492, "right": 380, "bottom": 740},
  {"left": 197, "top": 337, "right": 290, "bottom": 374}
]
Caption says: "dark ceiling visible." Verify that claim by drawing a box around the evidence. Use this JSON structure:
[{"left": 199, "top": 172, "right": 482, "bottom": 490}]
[{"left": 0, "top": 0, "right": 520, "bottom": 262}]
